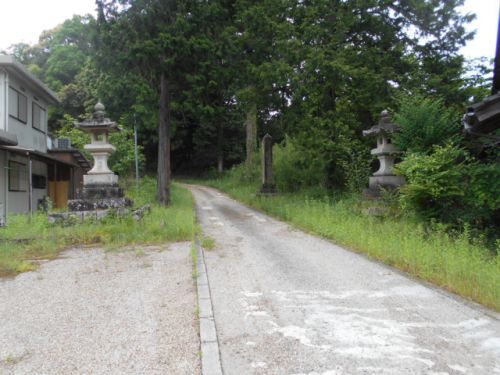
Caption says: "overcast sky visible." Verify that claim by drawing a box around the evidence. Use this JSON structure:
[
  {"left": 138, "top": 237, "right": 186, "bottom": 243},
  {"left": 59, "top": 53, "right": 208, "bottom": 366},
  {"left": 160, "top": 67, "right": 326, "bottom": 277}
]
[{"left": 0, "top": 0, "right": 498, "bottom": 60}]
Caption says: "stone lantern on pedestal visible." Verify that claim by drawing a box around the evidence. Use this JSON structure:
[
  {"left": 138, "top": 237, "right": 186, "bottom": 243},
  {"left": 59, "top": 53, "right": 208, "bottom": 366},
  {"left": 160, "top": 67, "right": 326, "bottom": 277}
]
[
  {"left": 362, "top": 110, "right": 405, "bottom": 197},
  {"left": 68, "top": 102, "right": 132, "bottom": 211}
]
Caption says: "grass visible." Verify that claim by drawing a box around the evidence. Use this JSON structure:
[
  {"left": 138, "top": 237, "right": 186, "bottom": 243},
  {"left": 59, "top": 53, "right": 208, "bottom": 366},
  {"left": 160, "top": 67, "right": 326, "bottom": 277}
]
[
  {"left": 200, "top": 235, "right": 216, "bottom": 250},
  {"left": 200, "top": 172, "right": 500, "bottom": 311},
  {"left": 0, "top": 177, "right": 195, "bottom": 277}
]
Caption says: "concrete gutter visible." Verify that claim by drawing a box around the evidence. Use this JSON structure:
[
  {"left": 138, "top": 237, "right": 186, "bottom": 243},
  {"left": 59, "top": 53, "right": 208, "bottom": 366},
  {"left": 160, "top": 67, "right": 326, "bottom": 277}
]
[{"left": 195, "top": 237, "right": 223, "bottom": 375}]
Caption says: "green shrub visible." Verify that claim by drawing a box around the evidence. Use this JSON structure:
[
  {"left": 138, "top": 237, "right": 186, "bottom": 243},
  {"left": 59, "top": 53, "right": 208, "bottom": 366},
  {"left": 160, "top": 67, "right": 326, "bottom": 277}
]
[
  {"left": 396, "top": 143, "right": 500, "bottom": 236},
  {"left": 339, "top": 145, "right": 372, "bottom": 193},
  {"left": 393, "top": 94, "right": 461, "bottom": 153},
  {"left": 274, "top": 136, "right": 328, "bottom": 192},
  {"left": 396, "top": 143, "right": 468, "bottom": 220}
]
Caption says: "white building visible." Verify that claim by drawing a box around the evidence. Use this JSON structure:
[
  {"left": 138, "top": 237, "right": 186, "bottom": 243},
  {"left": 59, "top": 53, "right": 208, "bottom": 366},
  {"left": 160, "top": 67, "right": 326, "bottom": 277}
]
[{"left": 0, "top": 55, "right": 87, "bottom": 225}]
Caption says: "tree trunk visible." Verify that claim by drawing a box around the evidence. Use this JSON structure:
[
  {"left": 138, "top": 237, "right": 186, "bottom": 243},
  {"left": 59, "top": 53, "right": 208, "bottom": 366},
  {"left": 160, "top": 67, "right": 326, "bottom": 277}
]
[
  {"left": 245, "top": 102, "right": 257, "bottom": 166},
  {"left": 157, "top": 72, "right": 171, "bottom": 205}
]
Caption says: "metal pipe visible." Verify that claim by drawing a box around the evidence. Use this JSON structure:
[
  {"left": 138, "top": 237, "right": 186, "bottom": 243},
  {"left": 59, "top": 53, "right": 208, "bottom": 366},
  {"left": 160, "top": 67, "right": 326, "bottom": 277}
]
[
  {"left": 4, "top": 70, "right": 9, "bottom": 223},
  {"left": 28, "top": 154, "right": 32, "bottom": 215},
  {"left": 3, "top": 160, "right": 7, "bottom": 225},
  {"left": 134, "top": 115, "right": 139, "bottom": 191}
]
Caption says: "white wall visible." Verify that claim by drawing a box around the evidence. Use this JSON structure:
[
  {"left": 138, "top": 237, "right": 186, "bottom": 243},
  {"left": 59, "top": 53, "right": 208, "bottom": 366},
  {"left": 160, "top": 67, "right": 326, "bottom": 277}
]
[{"left": 7, "top": 75, "right": 48, "bottom": 152}]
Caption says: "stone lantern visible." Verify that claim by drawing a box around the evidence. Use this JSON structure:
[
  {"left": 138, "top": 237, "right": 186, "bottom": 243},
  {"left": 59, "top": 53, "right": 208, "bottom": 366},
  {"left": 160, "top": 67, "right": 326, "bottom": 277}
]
[
  {"left": 68, "top": 101, "right": 132, "bottom": 211},
  {"left": 362, "top": 110, "right": 405, "bottom": 196}
]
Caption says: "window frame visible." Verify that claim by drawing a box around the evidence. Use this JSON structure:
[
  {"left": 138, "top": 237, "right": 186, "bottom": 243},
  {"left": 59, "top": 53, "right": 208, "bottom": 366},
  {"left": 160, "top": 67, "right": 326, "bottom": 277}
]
[
  {"left": 8, "top": 86, "right": 28, "bottom": 124},
  {"left": 8, "top": 160, "right": 28, "bottom": 192},
  {"left": 32, "top": 174, "right": 46, "bottom": 189},
  {"left": 32, "top": 102, "right": 46, "bottom": 133}
]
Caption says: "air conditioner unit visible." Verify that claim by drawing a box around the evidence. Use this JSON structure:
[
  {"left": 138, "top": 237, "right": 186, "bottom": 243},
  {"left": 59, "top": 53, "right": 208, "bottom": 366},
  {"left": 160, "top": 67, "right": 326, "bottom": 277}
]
[{"left": 56, "top": 138, "right": 72, "bottom": 149}]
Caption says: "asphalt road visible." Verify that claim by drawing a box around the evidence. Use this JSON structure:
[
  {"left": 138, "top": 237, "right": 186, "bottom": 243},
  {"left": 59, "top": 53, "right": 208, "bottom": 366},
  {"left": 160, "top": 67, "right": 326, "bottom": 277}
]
[{"left": 190, "top": 185, "right": 500, "bottom": 375}]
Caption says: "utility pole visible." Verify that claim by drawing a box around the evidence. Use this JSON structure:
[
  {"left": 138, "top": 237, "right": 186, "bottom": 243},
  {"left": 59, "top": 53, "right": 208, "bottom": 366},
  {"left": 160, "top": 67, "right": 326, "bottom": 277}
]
[{"left": 134, "top": 114, "right": 139, "bottom": 191}]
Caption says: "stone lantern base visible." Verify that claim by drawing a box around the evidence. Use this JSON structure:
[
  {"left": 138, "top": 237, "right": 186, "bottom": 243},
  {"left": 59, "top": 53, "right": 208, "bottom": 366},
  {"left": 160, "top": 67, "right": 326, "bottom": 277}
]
[
  {"left": 68, "top": 182, "right": 132, "bottom": 212},
  {"left": 363, "top": 176, "right": 406, "bottom": 199}
]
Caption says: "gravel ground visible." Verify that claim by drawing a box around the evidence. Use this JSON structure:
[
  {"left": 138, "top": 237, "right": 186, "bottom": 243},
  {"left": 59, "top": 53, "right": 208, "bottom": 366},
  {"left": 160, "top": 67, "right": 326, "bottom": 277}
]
[
  {"left": 190, "top": 185, "right": 500, "bottom": 375},
  {"left": 0, "top": 243, "right": 200, "bottom": 375}
]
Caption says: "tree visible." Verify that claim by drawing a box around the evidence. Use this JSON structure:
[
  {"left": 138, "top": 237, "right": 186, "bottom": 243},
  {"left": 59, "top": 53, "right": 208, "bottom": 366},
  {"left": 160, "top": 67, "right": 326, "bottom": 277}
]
[{"left": 96, "top": 0, "right": 194, "bottom": 204}]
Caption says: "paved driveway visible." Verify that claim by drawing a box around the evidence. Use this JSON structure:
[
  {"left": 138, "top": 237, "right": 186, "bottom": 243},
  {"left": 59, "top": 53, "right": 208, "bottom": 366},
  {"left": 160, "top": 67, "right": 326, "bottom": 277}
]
[{"left": 191, "top": 185, "right": 500, "bottom": 375}]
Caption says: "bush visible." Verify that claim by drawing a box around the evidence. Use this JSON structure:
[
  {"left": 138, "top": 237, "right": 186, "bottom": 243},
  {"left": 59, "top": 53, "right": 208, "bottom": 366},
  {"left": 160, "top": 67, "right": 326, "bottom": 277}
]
[
  {"left": 274, "top": 136, "right": 328, "bottom": 192},
  {"left": 339, "top": 145, "right": 372, "bottom": 193},
  {"left": 396, "top": 143, "right": 468, "bottom": 220},
  {"left": 393, "top": 94, "right": 461, "bottom": 153},
  {"left": 396, "top": 143, "right": 500, "bottom": 237}
]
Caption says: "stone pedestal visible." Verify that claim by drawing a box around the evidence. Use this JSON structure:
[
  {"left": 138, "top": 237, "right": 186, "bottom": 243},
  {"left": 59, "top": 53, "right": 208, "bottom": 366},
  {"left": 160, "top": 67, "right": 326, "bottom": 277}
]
[
  {"left": 67, "top": 101, "right": 133, "bottom": 212},
  {"left": 259, "top": 133, "right": 277, "bottom": 195}
]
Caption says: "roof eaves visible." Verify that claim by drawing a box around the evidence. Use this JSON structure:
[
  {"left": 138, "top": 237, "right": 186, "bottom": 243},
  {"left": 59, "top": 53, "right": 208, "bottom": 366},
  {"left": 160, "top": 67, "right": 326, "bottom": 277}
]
[{"left": 0, "top": 55, "right": 59, "bottom": 104}]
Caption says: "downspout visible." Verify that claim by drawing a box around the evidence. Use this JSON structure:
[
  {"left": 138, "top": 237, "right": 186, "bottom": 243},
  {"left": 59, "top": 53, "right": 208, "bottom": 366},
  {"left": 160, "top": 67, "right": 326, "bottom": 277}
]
[
  {"left": 28, "top": 153, "right": 32, "bottom": 215},
  {"left": 2, "top": 68, "right": 8, "bottom": 223}
]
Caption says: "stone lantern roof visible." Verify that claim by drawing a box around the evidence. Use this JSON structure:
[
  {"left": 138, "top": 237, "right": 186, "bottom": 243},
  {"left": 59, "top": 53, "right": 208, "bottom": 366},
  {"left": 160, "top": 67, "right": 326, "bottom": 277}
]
[
  {"left": 362, "top": 110, "right": 400, "bottom": 137},
  {"left": 75, "top": 101, "right": 120, "bottom": 133}
]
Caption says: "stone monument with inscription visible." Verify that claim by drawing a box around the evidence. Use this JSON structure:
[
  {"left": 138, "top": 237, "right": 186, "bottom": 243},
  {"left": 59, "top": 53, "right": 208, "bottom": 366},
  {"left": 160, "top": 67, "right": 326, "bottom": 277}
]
[{"left": 259, "top": 133, "right": 277, "bottom": 195}]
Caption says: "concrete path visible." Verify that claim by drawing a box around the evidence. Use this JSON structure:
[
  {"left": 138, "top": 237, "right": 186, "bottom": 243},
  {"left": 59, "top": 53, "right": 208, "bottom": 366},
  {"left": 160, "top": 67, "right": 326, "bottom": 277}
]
[
  {"left": 190, "top": 185, "right": 500, "bottom": 375},
  {"left": 0, "top": 243, "right": 200, "bottom": 375}
]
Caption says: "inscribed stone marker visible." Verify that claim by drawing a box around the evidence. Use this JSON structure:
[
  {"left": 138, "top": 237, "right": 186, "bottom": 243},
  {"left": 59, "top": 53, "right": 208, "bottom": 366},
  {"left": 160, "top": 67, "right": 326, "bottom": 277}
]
[{"left": 260, "top": 133, "right": 277, "bottom": 195}]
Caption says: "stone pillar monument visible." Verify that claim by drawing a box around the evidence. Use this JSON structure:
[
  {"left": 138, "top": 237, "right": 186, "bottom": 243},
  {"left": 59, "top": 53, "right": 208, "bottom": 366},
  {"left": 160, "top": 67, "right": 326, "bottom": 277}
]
[
  {"left": 362, "top": 110, "right": 405, "bottom": 197},
  {"left": 68, "top": 102, "right": 132, "bottom": 211},
  {"left": 259, "top": 133, "right": 277, "bottom": 194}
]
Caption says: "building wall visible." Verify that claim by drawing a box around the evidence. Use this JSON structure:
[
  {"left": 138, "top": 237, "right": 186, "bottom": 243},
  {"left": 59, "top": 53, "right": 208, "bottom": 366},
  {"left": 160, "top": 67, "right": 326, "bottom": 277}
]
[
  {"left": 0, "top": 62, "right": 55, "bottom": 219},
  {"left": 5, "top": 152, "right": 48, "bottom": 214},
  {"left": 7, "top": 75, "right": 48, "bottom": 152}
]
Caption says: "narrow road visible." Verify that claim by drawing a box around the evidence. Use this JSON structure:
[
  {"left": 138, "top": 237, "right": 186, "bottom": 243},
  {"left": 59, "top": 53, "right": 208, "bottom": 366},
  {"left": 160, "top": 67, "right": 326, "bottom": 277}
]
[{"left": 190, "top": 185, "right": 500, "bottom": 375}]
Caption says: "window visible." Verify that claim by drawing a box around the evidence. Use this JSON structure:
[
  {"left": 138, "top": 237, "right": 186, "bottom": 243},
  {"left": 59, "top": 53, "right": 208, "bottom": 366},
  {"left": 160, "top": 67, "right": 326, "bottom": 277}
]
[
  {"left": 9, "top": 87, "right": 28, "bottom": 123},
  {"left": 32, "top": 102, "right": 46, "bottom": 132},
  {"left": 32, "top": 174, "right": 46, "bottom": 189},
  {"left": 8, "top": 161, "right": 28, "bottom": 192}
]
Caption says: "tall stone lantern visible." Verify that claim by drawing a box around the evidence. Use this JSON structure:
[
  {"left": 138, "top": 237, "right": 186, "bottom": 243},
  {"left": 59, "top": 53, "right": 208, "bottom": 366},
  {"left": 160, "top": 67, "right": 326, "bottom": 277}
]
[
  {"left": 362, "top": 110, "right": 405, "bottom": 196},
  {"left": 68, "top": 101, "right": 132, "bottom": 211}
]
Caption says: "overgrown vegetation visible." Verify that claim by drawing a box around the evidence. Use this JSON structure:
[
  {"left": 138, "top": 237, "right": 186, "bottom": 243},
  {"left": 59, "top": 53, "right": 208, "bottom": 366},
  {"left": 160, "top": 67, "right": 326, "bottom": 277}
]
[
  {"left": 393, "top": 94, "right": 499, "bottom": 241},
  {"left": 204, "top": 166, "right": 500, "bottom": 310},
  {"left": 0, "top": 178, "right": 194, "bottom": 276}
]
